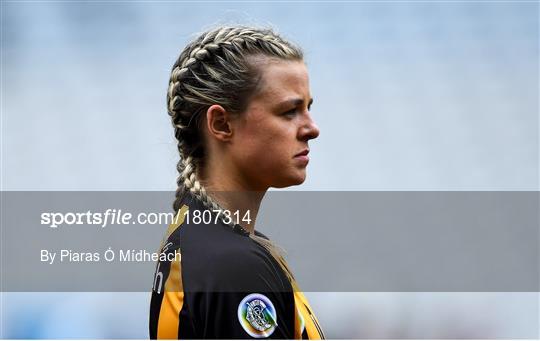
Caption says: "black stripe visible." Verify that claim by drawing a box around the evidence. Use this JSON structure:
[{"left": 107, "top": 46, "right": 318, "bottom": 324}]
[
  {"left": 301, "top": 327, "right": 309, "bottom": 339},
  {"left": 149, "top": 254, "right": 173, "bottom": 338},
  {"left": 176, "top": 295, "right": 188, "bottom": 338},
  {"left": 310, "top": 314, "right": 325, "bottom": 339},
  {"left": 304, "top": 302, "right": 313, "bottom": 315},
  {"left": 148, "top": 290, "right": 162, "bottom": 339}
]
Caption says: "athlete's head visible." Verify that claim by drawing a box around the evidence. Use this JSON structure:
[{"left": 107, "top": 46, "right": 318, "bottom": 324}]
[{"left": 167, "top": 25, "right": 319, "bottom": 212}]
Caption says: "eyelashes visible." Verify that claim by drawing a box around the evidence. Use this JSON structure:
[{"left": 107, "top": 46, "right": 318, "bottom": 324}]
[
  {"left": 282, "top": 105, "right": 312, "bottom": 116},
  {"left": 283, "top": 108, "right": 297, "bottom": 116}
]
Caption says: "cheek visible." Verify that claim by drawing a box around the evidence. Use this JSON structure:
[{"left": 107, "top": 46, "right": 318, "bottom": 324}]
[
  {"left": 239, "top": 136, "right": 286, "bottom": 166},
  {"left": 235, "top": 127, "right": 290, "bottom": 169},
  {"left": 237, "top": 118, "right": 282, "bottom": 154}
]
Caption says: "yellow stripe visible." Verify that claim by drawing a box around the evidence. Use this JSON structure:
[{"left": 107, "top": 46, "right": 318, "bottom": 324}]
[
  {"left": 299, "top": 291, "right": 325, "bottom": 338},
  {"left": 166, "top": 205, "right": 189, "bottom": 240},
  {"left": 293, "top": 304, "right": 305, "bottom": 339},
  {"left": 294, "top": 291, "right": 324, "bottom": 339},
  {"left": 157, "top": 254, "right": 184, "bottom": 339},
  {"left": 158, "top": 205, "right": 189, "bottom": 252}
]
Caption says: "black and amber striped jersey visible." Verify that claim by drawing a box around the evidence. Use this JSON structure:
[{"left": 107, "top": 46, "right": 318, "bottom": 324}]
[{"left": 149, "top": 192, "right": 325, "bottom": 339}]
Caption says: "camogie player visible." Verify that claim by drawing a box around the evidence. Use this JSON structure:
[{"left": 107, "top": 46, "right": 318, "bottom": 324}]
[{"left": 149, "top": 25, "right": 324, "bottom": 339}]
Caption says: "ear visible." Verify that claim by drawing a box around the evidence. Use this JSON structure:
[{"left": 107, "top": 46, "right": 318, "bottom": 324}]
[{"left": 205, "top": 104, "right": 233, "bottom": 142}]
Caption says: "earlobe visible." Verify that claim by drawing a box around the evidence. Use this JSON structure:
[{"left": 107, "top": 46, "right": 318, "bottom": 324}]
[{"left": 206, "top": 104, "right": 233, "bottom": 142}]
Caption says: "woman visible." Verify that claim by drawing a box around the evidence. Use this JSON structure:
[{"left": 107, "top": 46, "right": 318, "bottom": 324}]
[{"left": 150, "top": 25, "right": 323, "bottom": 339}]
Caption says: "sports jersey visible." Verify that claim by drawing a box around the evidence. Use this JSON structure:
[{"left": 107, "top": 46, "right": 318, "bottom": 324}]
[{"left": 149, "top": 192, "right": 325, "bottom": 339}]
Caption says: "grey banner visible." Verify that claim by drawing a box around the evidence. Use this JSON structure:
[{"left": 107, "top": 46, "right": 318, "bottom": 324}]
[{"left": 1, "top": 191, "right": 537, "bottom": 292}]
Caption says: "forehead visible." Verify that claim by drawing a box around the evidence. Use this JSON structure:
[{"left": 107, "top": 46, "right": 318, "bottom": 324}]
[{"left": 250, "top": 59, "right": 310, "bottom": 105}]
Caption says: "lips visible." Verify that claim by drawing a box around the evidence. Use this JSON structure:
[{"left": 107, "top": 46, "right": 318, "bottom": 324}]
[{"left": 294, "top": 149, "right": 309, "bottom": 157}]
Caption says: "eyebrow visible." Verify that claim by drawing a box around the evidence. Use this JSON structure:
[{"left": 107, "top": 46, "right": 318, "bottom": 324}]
[{"left": 276, "top": 97, "right": 314, "bottom": 110}]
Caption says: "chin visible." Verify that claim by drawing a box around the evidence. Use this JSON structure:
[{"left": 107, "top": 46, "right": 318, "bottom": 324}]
[{"left": 272, "top": 174, "right": 306, "bottom": 188}]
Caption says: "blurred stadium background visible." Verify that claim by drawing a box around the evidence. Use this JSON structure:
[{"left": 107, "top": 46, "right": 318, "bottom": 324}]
[{"left": 2, "top": 1, "right": 538, "bottom": 339}]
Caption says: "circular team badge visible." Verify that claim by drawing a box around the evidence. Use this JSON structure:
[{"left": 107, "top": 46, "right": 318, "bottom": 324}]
[{"left": 237, "top": 293, "right": 278, "bottom": 338}]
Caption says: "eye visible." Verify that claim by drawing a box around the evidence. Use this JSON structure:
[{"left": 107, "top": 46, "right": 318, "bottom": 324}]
[{"left": 282, "top": 108, "right": 297, "bottom": 116}]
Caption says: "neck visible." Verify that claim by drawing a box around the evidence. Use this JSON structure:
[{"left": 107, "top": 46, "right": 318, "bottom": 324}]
[
  {"left": 207, "top": 190, "right": 265, "bottom": 234},
  {"left": 198, "top": 159, "right": 267, "bottom": 234}
]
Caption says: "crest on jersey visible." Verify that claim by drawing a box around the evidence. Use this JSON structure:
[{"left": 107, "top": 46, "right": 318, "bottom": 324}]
[{"left": 237, "top": 293, "right": 277, "bottom": 338}]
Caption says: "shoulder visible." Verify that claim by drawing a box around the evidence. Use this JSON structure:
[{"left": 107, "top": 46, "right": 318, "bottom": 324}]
[
  {"left": 183, "top": 226, "right": 289, "bottom": 292},
  {"left": 161, "top": 193, "right": 291, "bottom": 293}
]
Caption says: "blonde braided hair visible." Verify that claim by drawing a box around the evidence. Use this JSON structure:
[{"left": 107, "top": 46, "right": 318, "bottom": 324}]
[{"left": 167, "top": 25, "right": 303, "bottom": 285}]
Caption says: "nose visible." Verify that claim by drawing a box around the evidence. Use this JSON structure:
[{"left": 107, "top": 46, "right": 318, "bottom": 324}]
[{"left": 298, "top": 112, "right": 320, "bottom": 141}]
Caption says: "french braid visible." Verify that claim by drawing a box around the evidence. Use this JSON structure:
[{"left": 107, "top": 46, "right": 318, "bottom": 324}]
[{"left": 167, "top": 25, "right": 303, "bottom": 284}]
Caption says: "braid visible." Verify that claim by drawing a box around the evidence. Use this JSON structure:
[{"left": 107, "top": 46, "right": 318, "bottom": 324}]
[{"left": 167, "top": 25, "right": 303, "bottom": 286}]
